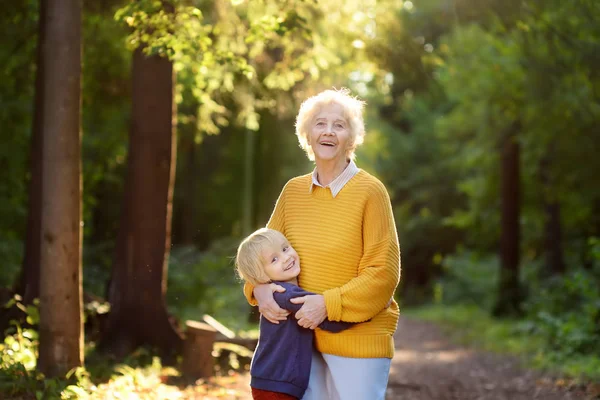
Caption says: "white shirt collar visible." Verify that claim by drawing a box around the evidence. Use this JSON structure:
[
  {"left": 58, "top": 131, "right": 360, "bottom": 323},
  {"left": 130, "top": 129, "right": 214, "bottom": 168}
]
[{"left": 309, "top": 160, "right": 360, "bottom": 198}]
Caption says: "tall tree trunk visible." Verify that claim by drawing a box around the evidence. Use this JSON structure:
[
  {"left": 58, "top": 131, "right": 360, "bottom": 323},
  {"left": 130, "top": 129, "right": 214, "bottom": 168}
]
[
  {"left": 17, "top": 0, "right": 46, "bottom": 305},
  {"left": 173, "top": 98, "right": 199, "bottom": 246},
  {"left": 242, "top": 128, "right": 256, "bottom": 236},
  {"left": 543, "top": 202, "right": 565, "bottom": 274},
  {"left": 540, "top": 155, "right": 565, "bottom": 275},
  {"left": 494, "top": 126, "right": 522, "bottom": 316},
  {"left": 99, "top": 48, "right": 183, "bottom": 361},
  {"left": 0, "top": 0, "right": 47, "bottom": 335},
  {"left": 179, "top": 137, "right": 197, "bottom": 244},
  {"left": 38, "top": 0, "right": 83, "bottom": 377}
]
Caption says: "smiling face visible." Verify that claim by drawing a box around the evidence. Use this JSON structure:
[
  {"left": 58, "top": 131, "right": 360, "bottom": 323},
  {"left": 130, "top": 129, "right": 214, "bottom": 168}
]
[
  {"left": 261, "top": 235, "right": 301, "bottom": 283},
  {"left": 309, "top": 102, "right": 352, "bottom": 164}
]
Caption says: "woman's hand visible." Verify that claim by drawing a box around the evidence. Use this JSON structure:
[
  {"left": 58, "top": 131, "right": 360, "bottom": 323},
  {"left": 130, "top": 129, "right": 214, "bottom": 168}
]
[
  {"left": 290, "top": 295, "right": 327, "bottom": 329},
  {"left": 254, "top": 283, "right": 290, "bottom": 324}
]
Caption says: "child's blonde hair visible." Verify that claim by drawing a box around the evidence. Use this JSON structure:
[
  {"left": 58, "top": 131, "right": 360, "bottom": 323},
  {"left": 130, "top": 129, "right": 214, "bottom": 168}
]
[{"left": 235, "top": 228, "right": 287, "bottom": 286}]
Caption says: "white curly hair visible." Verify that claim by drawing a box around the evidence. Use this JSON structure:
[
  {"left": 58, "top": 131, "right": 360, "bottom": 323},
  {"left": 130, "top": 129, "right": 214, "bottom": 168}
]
[{"left": 295, "top": 88, "right": 366, "bottom": 161}]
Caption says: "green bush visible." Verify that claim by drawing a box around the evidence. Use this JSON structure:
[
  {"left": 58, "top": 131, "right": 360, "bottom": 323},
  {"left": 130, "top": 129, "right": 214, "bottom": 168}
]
[
  {"left": 435, "top": 250, "right": 500, "bottom": 310},
  {"left": 1, "top": 295, "right": 93, "bottom": 399},
  {"left": 0, "top": 238, "right": 23, "bottom": 289},
  {"left": 522, "top": 239, "right": 600, "bottom": 359},
  {"left": 166, "top": 237, "right": 254, "bottom": 333},
  {"left": 437, "top": 241, "right": 600, "bottom": 361}
]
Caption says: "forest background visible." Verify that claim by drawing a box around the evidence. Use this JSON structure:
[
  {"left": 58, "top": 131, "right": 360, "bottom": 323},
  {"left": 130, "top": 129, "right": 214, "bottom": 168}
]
[{"left": 1, "top": 0, "right": 599, "bottom": 398}]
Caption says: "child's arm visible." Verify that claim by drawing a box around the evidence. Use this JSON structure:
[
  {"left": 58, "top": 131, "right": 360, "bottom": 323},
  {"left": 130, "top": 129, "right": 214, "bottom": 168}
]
[{"left": 273, "top": 285, "right": 355, "bottom": 333}]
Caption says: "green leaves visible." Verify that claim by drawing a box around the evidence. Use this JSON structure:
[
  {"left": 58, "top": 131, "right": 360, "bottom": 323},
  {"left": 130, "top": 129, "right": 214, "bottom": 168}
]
[{"left": 115, "top": 1, "right": 207, "bottom": 58}]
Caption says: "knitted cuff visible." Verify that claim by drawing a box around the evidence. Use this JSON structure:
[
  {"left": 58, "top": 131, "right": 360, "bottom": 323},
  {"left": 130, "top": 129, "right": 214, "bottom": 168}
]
[
  {"left": 243, "top": 282, "right": 259, "bottom": 306},
  {"left": 323, "top": 287, "right": 342, "bottom": 322}
]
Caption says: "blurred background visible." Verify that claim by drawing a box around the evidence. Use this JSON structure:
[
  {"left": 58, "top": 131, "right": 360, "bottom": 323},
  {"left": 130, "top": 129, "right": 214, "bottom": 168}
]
[{"left": 1, "top": 0, "right": 599, "bottom": 396}]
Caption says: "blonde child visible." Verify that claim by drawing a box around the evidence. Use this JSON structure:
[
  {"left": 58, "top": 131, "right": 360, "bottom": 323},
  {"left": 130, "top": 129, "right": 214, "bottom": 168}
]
[{"left": 236, "top": 228, "right": 353, "bottom": 400}]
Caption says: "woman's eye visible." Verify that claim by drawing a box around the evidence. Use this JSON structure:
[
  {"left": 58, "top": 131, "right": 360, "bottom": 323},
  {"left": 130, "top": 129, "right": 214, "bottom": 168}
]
[
  {"left": 316, "top": 122, "right": 325, "bottom": 126},
  {"left": 335, "top": 123, "right": 344, "bottom": 129}
]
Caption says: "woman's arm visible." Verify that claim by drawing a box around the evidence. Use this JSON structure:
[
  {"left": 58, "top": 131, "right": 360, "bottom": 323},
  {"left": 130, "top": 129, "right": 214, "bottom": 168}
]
[
  {"left": 252, "top": 283, "right": 289, "bottom": 324},
  {"left": 322, "top": 181, "right": 400, "bottom": 323},
  {"left": 292, "top": 181, "right": 400, "bottom": 327},
  {"left": 290, "top": 294, "right": 327, "bottom": 329},
  {"left": 244, "top": 282, "right": 290, "bottom": 324},
  {"left": 275, "top": 286, "right": 355, "bottom": 332}
]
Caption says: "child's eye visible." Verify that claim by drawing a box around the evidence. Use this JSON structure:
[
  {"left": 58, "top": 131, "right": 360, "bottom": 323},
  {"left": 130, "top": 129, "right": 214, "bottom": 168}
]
[
  {"left": 283, "top": 246, "right": 289, "bottom": 252},
  {"left": 271, "top": 257, "right": 278, "bottom": 263}
]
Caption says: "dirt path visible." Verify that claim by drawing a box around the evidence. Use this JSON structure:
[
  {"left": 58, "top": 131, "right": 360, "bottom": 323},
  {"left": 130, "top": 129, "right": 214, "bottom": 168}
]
[
  {"left": 386, "top": 316, "right": 594, "bottom": 400},
  {"left": 229, "top": 316, "right": 595, "bottom": 399}
]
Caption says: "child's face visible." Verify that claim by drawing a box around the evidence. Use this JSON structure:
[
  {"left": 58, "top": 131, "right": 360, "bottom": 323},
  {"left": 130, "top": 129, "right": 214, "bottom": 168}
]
[{"left": 261, "top": 236, "right": 300, "bottom": 283}]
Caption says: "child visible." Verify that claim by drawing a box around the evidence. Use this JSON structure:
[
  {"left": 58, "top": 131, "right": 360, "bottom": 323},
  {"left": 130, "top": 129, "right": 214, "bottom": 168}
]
[{"left": 235, "top": 228, "right": 354, "bottom": 400}]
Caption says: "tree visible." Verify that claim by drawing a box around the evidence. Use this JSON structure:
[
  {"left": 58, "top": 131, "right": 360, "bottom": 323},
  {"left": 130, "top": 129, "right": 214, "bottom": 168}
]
[
  {"left": 99, "top": 45, "right": 183, "bottom": 360},
  {"left": 0, "top": 0, "right": 46, "bottom": 335},
  {"left": 38, "top": 0, "right": 83, "bottom": 377},
  {"left": 17, "top": 0, "right": 46, "bottom": 307},
  {"left": 494, "top": 125, "right": 522, "bottom": 316},
  {"left": 540, "top": 154, "right": 565, "bottom": 275}
]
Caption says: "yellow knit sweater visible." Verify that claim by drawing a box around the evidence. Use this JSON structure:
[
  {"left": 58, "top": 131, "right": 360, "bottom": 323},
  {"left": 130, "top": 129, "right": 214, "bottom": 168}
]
[{"left": 244, "top": 170, "right": 401, "bottom": 358}]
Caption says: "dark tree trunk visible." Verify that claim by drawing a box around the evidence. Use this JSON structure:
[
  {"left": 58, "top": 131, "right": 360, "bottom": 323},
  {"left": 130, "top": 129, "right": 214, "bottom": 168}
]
[
  {"left": 180, "top": 138, "right": 197, "bottom": 245},
  {"left": 99, "top": 47, "right": 183, "bottom": 361},
  {"left": 37, "top": 0, "right": 83, "bottom": 377},
  {"left": 17, "top": 0, "right": 46, "bottom": 306},
  {"left": 539, "top": 155, "right": 565, "bottom": 275},
  {"left": 0, "top": 0, "right": 47, "bottom": 335},
  {"left": 173, "top": 104, "right": 198, "bottom": 246},
  {"left": 494, "top": 126, "right": 522, "bottom": 317},
  {"left": 543, "top": 202, "right": 565, "bottom": 275},
  {"left": 242, "top": 128, "right": 256, "bottom": 236}
]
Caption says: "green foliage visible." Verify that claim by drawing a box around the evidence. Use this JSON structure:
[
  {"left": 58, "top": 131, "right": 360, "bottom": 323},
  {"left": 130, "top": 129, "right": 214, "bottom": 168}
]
[
  {"left": 521, "top": 239, "right": 600, "bottom": 364},
  {"left": 115, "top": 1, "right": 216, "bottom": 60},
  {"left": 80, "top": 4, "right": 132, "bottom": 299},
  {"left": 0, "top": 239, "right": 23, "bottom": 289},
  {"left": 408, "top": 303, "right": 600, "bottom": 380},
  {"left": 524, "top": 270, "right": 600, "bottom": 355},
  {"left": 1, "top": 319, "right": 37, "bottom": 372},
  {"left": 0, "top": 295, "right": 91, "bottom": 399},
  {"left": 434, "top": 251, "right": 500, "bottom": 310},
  {"left": 166, "top": 238, "right": 253, "bottom": 332},
  {"left": 423, "top": 239, "right": 600, "bottom": 379},
  {"left": 114, "top": 0, "right": 341, "bottom": 136},
  {"left": 0, "top": 1, "right": 37, "bottom": 282},
  {"left": 359, "top": 0, "right": 600, "bottom": 303},
  {"left": 434, "top": 0, "right": 600, "bottom": 252},
  {"left": 0, "top": 296, "right": 168, "bottom": 399}
]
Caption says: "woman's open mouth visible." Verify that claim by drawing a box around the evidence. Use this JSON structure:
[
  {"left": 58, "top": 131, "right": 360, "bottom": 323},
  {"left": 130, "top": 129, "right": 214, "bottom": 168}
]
[{"left": 319, "top": 141, "right": 336, "bottom": 147}]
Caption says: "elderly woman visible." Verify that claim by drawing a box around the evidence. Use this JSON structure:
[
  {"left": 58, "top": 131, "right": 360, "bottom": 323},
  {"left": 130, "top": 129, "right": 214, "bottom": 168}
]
[{"left": 244, "top": 88, "right": 400, "bottom": 400}]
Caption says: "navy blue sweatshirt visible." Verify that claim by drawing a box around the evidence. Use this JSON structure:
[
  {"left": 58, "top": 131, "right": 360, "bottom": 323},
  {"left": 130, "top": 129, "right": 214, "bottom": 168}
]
[{"left": 250, "top": 281, "right": 354, "bottom": 398}]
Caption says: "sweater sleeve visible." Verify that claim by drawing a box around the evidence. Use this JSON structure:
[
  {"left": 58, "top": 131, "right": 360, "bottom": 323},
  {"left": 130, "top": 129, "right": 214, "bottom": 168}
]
[
  {"left": 243, "top": 183, "right": 288, "bottom": 306},
  {"left": 323, "top": 181, "right": 401, "bottom": 322},
  {"left": 274, "top": 286, "right": 355, "bottom": 333}
]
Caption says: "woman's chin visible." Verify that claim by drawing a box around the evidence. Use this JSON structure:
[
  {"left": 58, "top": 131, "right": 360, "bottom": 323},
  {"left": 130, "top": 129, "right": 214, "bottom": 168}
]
[{"left": 314, "top": 151, "right": 342, "bottom": 163}]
